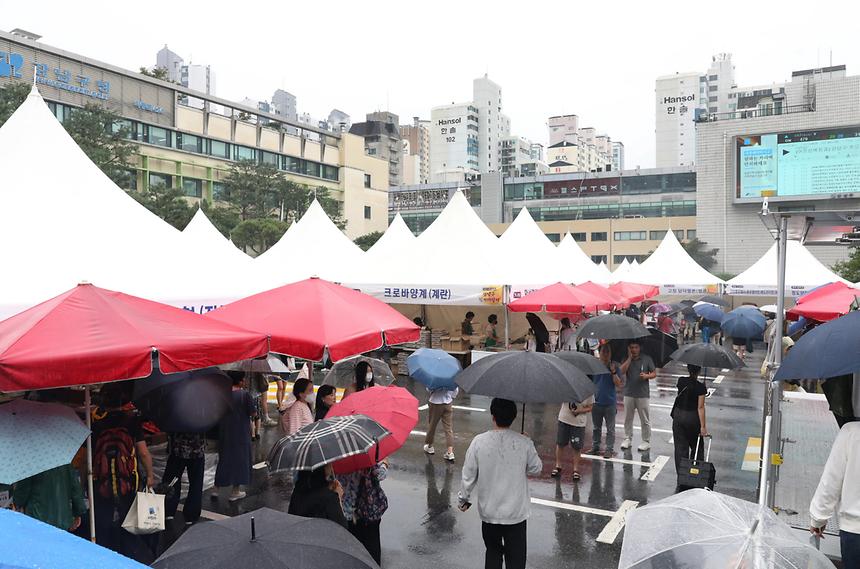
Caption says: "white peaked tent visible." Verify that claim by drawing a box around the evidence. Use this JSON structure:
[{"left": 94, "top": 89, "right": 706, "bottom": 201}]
[
  {"left": 623, "top": 260, "right": 641, "bottom": 282},
  {"left": 630, "top": 230, "right": 723, "bottom": 293},
  {"left": 255, "top": 199, "right": 365, "bottom": 283},
  {"left": 597, "top": 261, "right": 613, "bottom": 282},
  {"left": 612, "top": 258, "right": 632, "bottom": 282},
  {"left": 0, "top": 88, "right": 238, "bottom": 319},
  {"left": 556, "top": 233, "right": 609, "bottom": 284},
  {"left": 182, "top": 208, "right": 253, "bottom": 268},
  {"left": 364, "top": 213, "right": 416, "bottom": 260},
  {"left": 497, "top": 208, "right": 561, "bottom": 287},
  {"left": 726, "top": 240, "right": 847, "bottom": 296}
]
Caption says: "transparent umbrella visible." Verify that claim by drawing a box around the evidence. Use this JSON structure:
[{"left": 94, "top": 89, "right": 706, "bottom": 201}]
[{"left": 619, "top": 489, "right": 833, "bottom": 569}]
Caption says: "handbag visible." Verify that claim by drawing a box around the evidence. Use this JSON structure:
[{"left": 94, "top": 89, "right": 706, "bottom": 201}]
[
  {"left": 677, "top": 436, "right": 716, "bottom": 490},
  {"left": 353, "top": 469, "right": 388, "bottom": 523},
  {"left": 121, "top": 488, "right": 165, "bottom": 535},
  {"left": 670, "top": 385, "right": 689, "bottom": 419}
]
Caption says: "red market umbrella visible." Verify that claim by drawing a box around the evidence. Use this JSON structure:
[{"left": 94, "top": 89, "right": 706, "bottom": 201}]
[
  {"left": 0, "top": 283, "right": 269, "bottom": 392},
  {"left": 325, "top": 385, "right": 418, "bottom": 474},
  {"left": 576, "top": 281, "right": 629, "bottom": 308},
  {"left": 206, "top": 278, "right": 420, "bottom": 362},
  {"left": 508, "top": 282, "right": 620, "bottom": 314},
  {"left": 787, "top": 281, "right": 860, "bottom": 322},
  {"left": 608, "top": 282, "right": 660, "bottom": 304}
]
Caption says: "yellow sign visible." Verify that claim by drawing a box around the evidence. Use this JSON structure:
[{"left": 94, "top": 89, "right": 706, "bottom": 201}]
[
  {"left": 771, "top": 453, "right": 783, "bottom": 466},
  {"left": 481, "top": 286, "right": 504, "bottom": 305},
  {"left": 689, "top": 468, "right": 700, "bottom": 475}
]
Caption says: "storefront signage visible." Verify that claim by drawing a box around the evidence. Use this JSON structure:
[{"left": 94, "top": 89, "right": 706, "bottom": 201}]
[
  {"left": 543, "top": 177, "right": 620, "bottom": 198},
  {"left": 35, "top": 63, "right": 110, "bottom": 100},
  {"left": 135, "top": 100, "right": 164, "bottom": 114},
  {"left": 390, "top": 188, "right": 453, "bottom": 210}
]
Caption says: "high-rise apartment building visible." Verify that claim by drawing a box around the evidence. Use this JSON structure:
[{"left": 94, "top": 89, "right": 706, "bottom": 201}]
[
  {"left": 271, "top": 89, "right": 297, "bottom": 121},
  {"left": 611, "top": 141, "right": 625, "bottom": 171},
  {"left": 399, "top": 117, "right": 430, "bottom": 184},
  {"left": 473, "top": 75, "right": 510, "bottom": 172},
  {"left": 349, "top": 112, "right": 402, "bottom": 187},
  {"left": 154, "top": 46, "right": 215, "bottom": 110},
  {"left": 545, "top": 115, "right": 617, "bottom": 173}
]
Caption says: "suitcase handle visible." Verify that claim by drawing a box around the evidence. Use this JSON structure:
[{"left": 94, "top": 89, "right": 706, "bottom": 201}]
[{"left": 690, "top": 435, "right": 712, "bottom": 462}]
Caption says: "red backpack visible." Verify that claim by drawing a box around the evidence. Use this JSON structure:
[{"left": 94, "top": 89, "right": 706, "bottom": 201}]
[{"left": 94, "top": 427, "right": 139, "bottom": 500}]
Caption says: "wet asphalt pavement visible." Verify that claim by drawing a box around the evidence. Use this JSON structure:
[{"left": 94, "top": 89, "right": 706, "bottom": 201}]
[{"left": 156, "top": 346, "right": 767, "bottom": 568}]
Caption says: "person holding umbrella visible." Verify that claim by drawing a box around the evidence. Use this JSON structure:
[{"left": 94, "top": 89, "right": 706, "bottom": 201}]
[
  {"left": 423, "top": 384, "right": 459, "bottom": 462},
  {"left": 213, "top": 374, "right": 255, "bottom": 502},
  {"left": 620, "top": 340, "right": 656, "bottom": 452},
  {"left": 670, "top": 364, "right": 709, "bottom": 490},
  {"left": 12, "top": 463, "right": 87, "bottom": 532},
  {"left": 408, "top": 348, "right": 462, "bottom": 462},
  {"left": 288, "top": 465, "right": 347, "bottom": 528},
  {"left": 590, "top": 343, "right": 624, "bottom": 458},
  {"left": 161, "top": 431, "right": 206, "bottom": 525}
]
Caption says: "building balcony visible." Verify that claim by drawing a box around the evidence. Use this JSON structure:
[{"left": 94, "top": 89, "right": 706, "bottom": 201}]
[{"left": 695, "top": 102, "right": 814, "bottom": 123}]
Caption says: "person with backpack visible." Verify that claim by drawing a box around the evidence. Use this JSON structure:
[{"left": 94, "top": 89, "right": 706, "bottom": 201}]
[
  {"left": 339, "top": 459, "right": 389, "bottom": 565},
  {"left": 92, "top": 385, "right": 153, "bottom": 556}
]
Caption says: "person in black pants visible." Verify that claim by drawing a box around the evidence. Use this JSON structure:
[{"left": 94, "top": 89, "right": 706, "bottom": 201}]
[
  {"left": 162, "top": 432, "right": 206, "bottom": 524},
  {"left": 671, "top": 364, "right": 709, "bottom": 491}
]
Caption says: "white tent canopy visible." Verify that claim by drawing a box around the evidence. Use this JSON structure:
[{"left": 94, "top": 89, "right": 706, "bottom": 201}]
[
  {"left": 726, "top": 240, "right": 847, "bottom": 296},
  {"left": 364, "top": 213, "right": 416, "bottom": 260},
  {"left": 0, "top": 88, "right": 241, "bottom": 319},
  {"left": 182, "top": 208, "right": 253, "bottom": 268},
  {"left": 630, "top": 230, "right": 723, "bottom": 293},
  {"left": 497, "top": 208, "right": 561, "bottom": 287},
  {"left": 556, "top": 233, "right": 608, "bottom": 284},
  {"left": 612, "top": 258, "right": 631, "bottom": 282},
  {"left": 596, "top": 260, "right": 613, "bottom": 282}
]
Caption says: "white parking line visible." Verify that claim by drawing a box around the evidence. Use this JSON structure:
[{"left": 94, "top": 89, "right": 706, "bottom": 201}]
[
  {"left": 597, "top": 500, "right": 639, "bottom": 544},
  {"left": 253, "top": 461, "right": 268, "bottom": 470},
  {"left": 531, "top": 497, "right": 615, "bottom": 517},
  {"left": 418, "top": 404, "right": 429, "bottom": 411},
  {"left": 410, "top": 430, "right": 428, "bottom": 436},
  {"left": 418, "top": 404, "right": 487, "bottom": 412},
  {"left": 582, "top": 453, "right": 651, "bottom": 467},
  {"left": 721, "top": 368, "right": 729, "bottom": 372},
  {"left": 640, "top": 455, "right": 670, "bottom": 482},
  {"left": 657, "top": 386, "right": 679, "bottom": 392},
  {"left": 651, "top": 403, "right": 674, "bottom": 409},
  {"left": 615, "top": 424, "right": 673, "bottom": 435},
  {"left": 199, "top": 508, "right": 228, "bottom": 521},
  {"left": 713, "top": 375, "right": 725, "bottom": 384}
]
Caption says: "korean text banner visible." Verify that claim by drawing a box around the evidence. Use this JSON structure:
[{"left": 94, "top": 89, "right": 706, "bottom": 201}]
[{"left": 347, "top": 284, "right": 504, "bottom": 306}]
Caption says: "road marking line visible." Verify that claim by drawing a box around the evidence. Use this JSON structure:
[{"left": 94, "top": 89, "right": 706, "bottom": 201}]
[
  {"left": 454, "top": 405, "right": 486, "bottom": 412},
  {"left": 597, "top": 500, "right": 639, "bottom": 544},
  {"left": 253, "top": 461, "right": 268, "bottom": 470},
  {"left": 657, "top": 386, "right": 678, "bottom": 392},
  {"left": 713, "top": 375, "right": 725, "bottom": 384},
  {"left": 742, "top": 436, "right": 762, "bottom": 472},
  {"left": 410, "top": 430, "right": 428, "bottom": 436},
  {"left": 582, "top": 453, "right": 651, "bottom": 467},
  {"left": 418, "top": 404, "right": 429, "bottom": 411},
  {"left": 640, "top": 455, "right": 670, "bottom": 481},
  {"left": 615, "top": 424, "right": 673, "bottom": 435},
  {"left": 199, "top": 508, "right": 228, "bottom": 521},
  {"left": 650, "top": 403, "right": 674, "bottom": 409},
  {"left": 721, "top": 368, "right": 729, "bottom": 372},
  {"left": 531, "top": 497, "right": 615, "bottom": 517},
  {"left": 705, "top": 387, "right": 716, "bottom": 398},
  {"left": 783, "top": 391, "right": 826, "bottom": 402}
]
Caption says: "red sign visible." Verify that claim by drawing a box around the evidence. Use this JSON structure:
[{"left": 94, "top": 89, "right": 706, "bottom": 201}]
[{"left": 543, "top": 177, "right": 620, "bottom": 198}]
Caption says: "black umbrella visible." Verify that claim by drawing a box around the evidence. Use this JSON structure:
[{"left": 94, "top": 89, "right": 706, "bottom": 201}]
[
  {"left": 552, "top": 351, "right": 610, "bottom": 376},
  {"left": 456, "top": 351, "right": 595, "bottom": 432},
  {"left": 526, "top": 313, "right": 550, "bottom": 352},
  {"left": 577, "top": 314, "right": 650, "bottom": 340},
  {"left": 670, "top": 343, "right": 745, "bottom": 373},
  {"left": 267, "top": 415, "right": 390, "bottom": 474},
  {"left": 609, "top": 328, "right": 679, "bottom": 368},
  {"left": 133, "top": 367, "right": 231, "bottom": 433},
  {"left": 152, "top": 507, "right": 379, "bottom": 569},
  {"left": 699, "top": 295, "right": 729, "bottom": 307}
]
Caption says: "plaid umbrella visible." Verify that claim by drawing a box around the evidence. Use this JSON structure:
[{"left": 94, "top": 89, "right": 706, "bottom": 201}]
[
  {"left": 267, "top": 414, "right": 390, "bottom": 473},
  {"left": 0, "top": 399, "right": 90, "bottom": 485}
]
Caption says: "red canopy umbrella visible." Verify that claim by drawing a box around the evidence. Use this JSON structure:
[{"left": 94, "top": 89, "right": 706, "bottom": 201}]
[
  {"left": 608, "top": 281, "right": 660, "bottom": 304},
  {"left": 206, "top": 277, "right": 420, "bottom": 362},
  {"left": 0, "top": 283, "right": 269, "bottom": 392},
  {"left": 325, "top": 385, "right": 418, "bottom": 474},
  {"left": 787, "top": 281, "right": 860, "bottom": 322},
  {"left": 576, "top": 281, "right": 629, "bottom": 308},
  {"left": 508, "top": 282, "right": 620, "bottom": 314}
]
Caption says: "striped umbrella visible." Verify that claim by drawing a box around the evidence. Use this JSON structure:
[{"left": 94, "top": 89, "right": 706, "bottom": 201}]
[{"left": 267, "top": 414, "right": 390, "bottom": 473}]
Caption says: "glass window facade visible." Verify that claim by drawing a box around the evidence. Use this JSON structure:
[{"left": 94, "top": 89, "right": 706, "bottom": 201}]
[
  {"left": 614, "top": 231, "right": 646, "bottom": 241},
  {"left": 149, "top": 172, "right": 172, "bottom": 189},
  {"left": 591, "top": 232, "right": 608, "bottom": 241},
  {"left": 147, "top": 126, "right": 171, "bottom": 147},
  {"left": 209, "top": 139, "right": 231, "bottom": 159},
  {"left": 364, "top": 206, "right": 372, "bottom": 219},
  {"left": 687, "top": 229, "right": 697, "bottom": 240},
  {"left": 614, "top": 254, "right": 648, "bottom": 265},
  {"left": 398, "top": 212, "right": 440, "bottom": 234},
  {"left": 234, "top": 145, "right": 256, "bottom": 161},
  {"left": 182, "top": 178, "right": 203, "bottom": 198},
  {"left": 178, "top": 133, "right": 203, "bottom": 153},
  {"left": 571, "top": 232, "right": 586, "bottom": 242},
  {"left": 591, "top": 255, "right": 607, "bottom": 264},
  {"left": 212, "top": 181, "right": 228, "bottom": 201},
  {"left": 650, "top": 230, "right": 667, "bottom": 241},
  {"left": 545, "top": 233, "right": 561, "bottom": 243}
]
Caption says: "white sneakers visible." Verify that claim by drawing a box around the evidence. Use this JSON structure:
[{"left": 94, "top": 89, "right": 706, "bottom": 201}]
[
  {"left": 423, "top": 444, "right": 435, "bottom": 455},
  {"left": 637, "top": 442, "right": 651, "bottom": 452},
  {"left": 443, "top": 451, "right": 455, "bottom": 462},
  {"left": 620, "top": 439, "right": 651, "bottom": 452},
  {"left": 229, "top": 490, "right": 247, "bottom": 502},
  {"left": 620, "top": 438, "right": 632, "bottom": 450}
]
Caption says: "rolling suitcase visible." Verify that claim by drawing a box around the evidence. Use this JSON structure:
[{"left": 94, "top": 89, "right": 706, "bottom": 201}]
[{"left": 677, "top": 435, "right": 716, "bottom": 490}]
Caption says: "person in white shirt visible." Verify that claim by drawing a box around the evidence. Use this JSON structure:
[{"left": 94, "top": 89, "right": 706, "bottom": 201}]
[
  {"left": 559, "top": 317, "right": 576, "bottom": 351},
  {"left": 810, "top": 421, "right": 860, "bottom": 568},
  {"left": 458, "top": 398, "right": 542, "bottom": 569},
  {"left": 550, "top": 395, "right": 595, "bottom": 481},
  {"left": 423, "top": 386, "right": 459, "bottom": 462}
]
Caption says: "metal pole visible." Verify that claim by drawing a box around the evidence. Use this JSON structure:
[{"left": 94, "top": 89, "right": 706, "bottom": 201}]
[
  {"left": 758, "top": 415, "right": 772, "bottom": 507},
  {"left": 763, "top": 215, "right": 789, "bottom": 508},
  {"left": 84, "top": 386, "right": 96, "bottom": 542},
  {"left": 504, "top": 285, "right": 511, "bottom": 349}
]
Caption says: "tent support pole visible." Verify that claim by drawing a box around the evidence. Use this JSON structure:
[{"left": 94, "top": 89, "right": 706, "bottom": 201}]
[
  {"left": 504, "top": 286, "right": 511, "bottom": 349},
  {"left": 521, "top": 402, "right": 526, "bottom": 434},
  {"left": 85, "top": 385, "right": 96, "bottom": 543}
]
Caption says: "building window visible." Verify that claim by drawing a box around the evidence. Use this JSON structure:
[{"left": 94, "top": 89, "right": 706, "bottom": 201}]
[
  {"left": 708, "top": 74, "right": 718, "bottom": 81},
  {"left": 303, "top": 161, "right": 321, "bottom": 178},
  {"left": 591, "top": 255, "right": 607, "bottom": 264},
  {"left": 209, "top": 139, "right": 230, "bottom": 159},
  {"left": 284, "top": 156, "right": 301, "bottom": 172},
  {"left": 591, "top": 232, "right": 607, "bottom": 242},
  {"left": 708, "top": 85, "right": 718, "bottom": 92},
  {"left": 147, "top": 126, "right": 171, "bottom": 147},
  {"left": 364, "top": 206, "right": 372, "bottom": 220},
  {"left": 368, "top": 148, "right": 377, "bottom": 155},
  {"left": 212, "top": 181, "right": 228, "bottom": 201},
  {"left": 687, "top": 229, "right": 697, "bottom": 240},
  {"left": 650, "top": 230, "right": 667, "bottom": 241},
  {"left": 364, "top": 174, "right": 372, "bottom": 188},
  {"left": 182, "top": 178, "right": 203, "bottom": 198},
  {"left": 260, "top": 151, "right": 279, "bottom": 166},
  {"left": 571, "top": 232, "right": 587, "bottom": 242},
  {"left": 322, "top": 165, "right": 339, "bottom": 181},
  {"left": 177, "top": 133, "right": 202, "bottom": 153},
  {"left": 675, "top": 229, "right": 685, "bottom": 240},
  {"left": 614, "top": 231, "right": 646, "bottom": 241},
  {"left": 234, "top": 145, "right": 256, "bottom": 161},
  {"left": 545, "top": 233, "right": 561, "bottom": 243},
  {"left": 148, "top": 172, "right": 172, "bottom": 189},
  {"left": 708, "top": 96, "right": 718, "bottom": 102}
]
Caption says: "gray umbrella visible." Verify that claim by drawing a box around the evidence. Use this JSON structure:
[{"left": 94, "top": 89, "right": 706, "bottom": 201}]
[
  {"left": 699, "top": 294, "right": 729, "bottom": 307},
  {"left": 670, "top": 343, "right": 745, "bottom": 372},
  {"left": 552, "top": 351, "right": 610, "bottom": 376},
  {"left": 577, "top": 314, "right": 650, "bottom": 340},
  {"left": 322, "top": 357, "right": 395, "bottom": 388},
  {"left": 153, "top": 507, "right": 379, "bottom": 569}
]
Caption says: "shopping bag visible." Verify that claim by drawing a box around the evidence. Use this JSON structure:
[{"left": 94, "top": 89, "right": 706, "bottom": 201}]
[
  {"left": 121, "top": 489, "right": 165, "bottom": 535},
  {"left": 677, "top": 436, "right": 716, "bottom": 490}
]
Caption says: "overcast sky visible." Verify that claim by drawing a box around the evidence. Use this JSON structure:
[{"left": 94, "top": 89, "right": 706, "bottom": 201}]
[{"left": 5, "top": 1, "right": 859, "bottom": 169}]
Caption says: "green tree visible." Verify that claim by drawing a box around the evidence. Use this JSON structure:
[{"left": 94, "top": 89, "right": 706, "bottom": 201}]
[
  {"left": 832, "top": 248, "right": 860, "bottom": 283},
  {"left": 0, "top": 82, "right": 31, "bottom": 127},
  {"left": 277, "top": 183, "right": 347, "bottom": 230},
  {"left": 139, "top": 67, "right": 172, "bottom": 82},
  {"left": 200, "top": 200, "right": 241, "bottom": 239},
  {"left": 231, "top": 218, "right": 289, "bottom": 256},
  {"left": 128, "top": 184, "right": 194, "bottom": 230},
  {"left": 222, "top": 159, "right": 282, "bottom": 220},
  {"left": 682, "top": 239, "right": 719, "bottom": 270},
  {"left": 63, "top": 103, "right": 137, "bottom": 187},
  {"left": 353, "top": 231, "right": 384, "bottom": 251}
]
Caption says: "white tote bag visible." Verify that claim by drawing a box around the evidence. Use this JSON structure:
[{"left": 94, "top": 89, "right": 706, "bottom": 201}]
[{"left": 122, "top": 489, "right": 165, "bottom": 535}]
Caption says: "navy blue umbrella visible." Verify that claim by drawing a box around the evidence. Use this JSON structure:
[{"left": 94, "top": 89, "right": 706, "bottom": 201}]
[
  {"left": 692, "top": 302, "right": 725, "bottom": 323},
  {"left": 774, "top": 311, "right": 860, "bottom": 381},
  {"left": 721, "top": 307, "right": 766, "bottom": 339},
  {"left": 407, "top": 348, "right": 461, "bottom": 391}
]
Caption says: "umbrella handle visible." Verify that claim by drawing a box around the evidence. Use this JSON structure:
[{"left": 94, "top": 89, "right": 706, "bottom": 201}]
[
  {"left": 251, "top": 516, "right": 256, "bottom": 542},
  {"left": 374, "top": 437, "right": 380, "bottom": 463}
]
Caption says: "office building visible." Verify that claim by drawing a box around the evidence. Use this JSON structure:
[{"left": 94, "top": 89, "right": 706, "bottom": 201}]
[
  {"left": 399, "top": 117, "right": 430, "bottom": 184},
  {"left": 696, "top": 64, "right": 856, "bottom": 274},
  {"left": 271, "top": 89, "right": 297, "bottom": 121},
  {"left": 1, "top": 30, "right": 389, "bottom": 238},
  {"left": 155, "top": 45, "right": 183, "bottom": 82},
  {"left": 349, "top": 111, "right": 402, "bottom": 187},
  {"left": 611, "top": 141, "right": 625, "bottom": 171}
]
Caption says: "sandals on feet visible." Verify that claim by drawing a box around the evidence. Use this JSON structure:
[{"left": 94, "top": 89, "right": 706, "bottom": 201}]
[
  {"left": 572, "top": 471, "right": 581, "bottom": 481},
  {"left": 550, "top": 466, "right": 563, "bottom": 478}
]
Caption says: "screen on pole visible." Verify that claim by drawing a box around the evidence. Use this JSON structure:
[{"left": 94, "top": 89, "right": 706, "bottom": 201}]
[{"left": 736, "top": 127, "right": 860, "bottom": 200}]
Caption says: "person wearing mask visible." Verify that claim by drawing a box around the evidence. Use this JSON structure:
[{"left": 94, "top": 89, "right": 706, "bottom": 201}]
[
  {"left": 551, "top": 394, "right": 594, "bottom": 481},
  {"left": 13, "top": 463, "right": 86, "bottom": 532},
  {"left": 459, "top": 399, "right": 542, "bottom": 569},
  {"left": 590, "top": 343, "right": 624, "bottom": 458},
  {"left": 671, "top": 364, "right": 709, "bottom": 490},
  {"left": 314, "top": 385, "right": 337, "bottom": 422},
  {"left": 161, "top": 431, "right": 206, "bottom": 525},
  {"left": 213, "top": 374, "right": 255, "bottom": 502},
  {"left": 340, "top": 460, "right": 389, "bottom": 565},
  {"left": 484, "top": 315, "right": 500, "bottom": 348},
  {"left": 620, "top": 340, "right": 657, "bottom": 452},
  {"left": 280, "top": 378, "right": 314, "bottom": 436},
  {"left": 810, "top": 421, "right": 860, "bottom": 569},
  {"left": 559, "top": 318, "right": 576, "bottom": 351},
  {"left": 91, "top": 385, "right": 154, "bottom": 556},
  {"left": 288, "top": 464, "right": 347, "bottom": 528},
  {"left": 344, "top": 360, "right": 375, "bottom": 398},
  {"left": 423, "top": 386, "right": 459, "bottom": 462}
]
